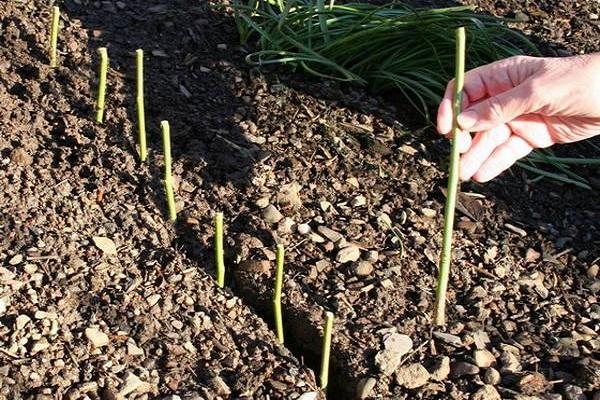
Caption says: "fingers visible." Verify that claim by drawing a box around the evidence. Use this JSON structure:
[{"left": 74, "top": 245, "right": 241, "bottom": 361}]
[
  {"left": 437, "top": 56, "right": 543, "bottom": 135},
  {"left": 456, "top": 130, "right": 472, "bottom": 154},
  {"left": 472, "top": 135, "right": 534, "bottom": 182},
  {"left": 457, "top": 81, "right": 539, "bottom": 132},
  {"left": 459, "top": 124, "right": 511, "bottom": 181}
]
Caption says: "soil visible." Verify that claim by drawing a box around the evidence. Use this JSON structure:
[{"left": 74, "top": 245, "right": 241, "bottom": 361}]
[{"left": 0, "top": 0, "right": 599, "bottom": 400}]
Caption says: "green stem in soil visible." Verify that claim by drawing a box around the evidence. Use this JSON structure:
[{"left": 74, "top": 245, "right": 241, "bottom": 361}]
[
  {"left": 95, "top": 47, "right": 109, "bottom": 124},
  {"left": 433, "top": 27, "right": 466, "bottom": 327},
  {"left": 161, "top": 120, "right": 177, "bottom": 222},
  {"left": 214, "top": 212, "right": 225, "bottom": 287},
  {"left": 136, "top": 49, "right": 147, "bottom": 162},
  {"left": 273, "top": 244, "right": 285, "bottom": 344},
  {"left": 319, "top": 310, "right": 334, "bottom": 390},
  {"left": 49, "top": 6, "right": 60, "bottom": 68}
]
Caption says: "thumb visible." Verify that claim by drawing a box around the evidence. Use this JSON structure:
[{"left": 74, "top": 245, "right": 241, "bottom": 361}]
[{"left": 457, "top": 82, "right": 538, "bottom": 132}]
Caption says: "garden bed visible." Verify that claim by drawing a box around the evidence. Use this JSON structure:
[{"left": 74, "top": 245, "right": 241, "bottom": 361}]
[{"left": 0, "top": 0, "right": 598, "bottom": 399}]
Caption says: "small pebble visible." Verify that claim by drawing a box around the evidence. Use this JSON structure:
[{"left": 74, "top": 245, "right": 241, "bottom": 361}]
[
  {"left": 356, "top": 377, "right": 377, "bottom": 399},
  {"left": 374, "top": 333, "right": 413, "bottom": 376},
  {"left": 421, "top": 208, "right": 436, "bottom": 218},
  {"left": 262, "top": 205, "right": 283, "bottom": 223},
  {"left": 430, "top": 356, "right": 450, "bottom": 381},
  {"left": 396, "top": 363, "right": 430, "bottom": 389},
  {"left": 352, "top": 261, "right": 373, "bottom": 277},
  {"left": 336, "top": 244, "right": 361, "bottom": 264},
  {"left": 433, "top": 331, "right": 463, "bottom": 347},
  {"left": 505, "top": 223, "right": 527, "bottom": 237},
  {"left": 85, "top": 327, "right": 110, "bottom": 348},
  {"left": 484, "top": 368, "right": 501, "bottom": 385},
  {"left": 351, "top": 195, "right": 367, "bottom": 207},
  {"left": 8, "top": 255, "right": 23, "bottom": 265},
  {"left": 474, "top": 349, "right": 496, "bottom": 368},
  {"left": 452, "top": 361, "right": 480, "bottom": 378},
  {"left": 297, "top": 223, "right": 311, "bottom": 235},
  {"left": 563, "top": 384, "right": 586, "bottom": 400},
  {"left": 15, "top": 315, "right": 31, "bottom": 330},
  {"left": 472, "top": 385, "right": 501, "bottom": 400}
]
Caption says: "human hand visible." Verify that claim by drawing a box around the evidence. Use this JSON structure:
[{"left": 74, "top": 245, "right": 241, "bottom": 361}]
[{"left": 437, "top": 54, "right": 600, "bottom": 182}]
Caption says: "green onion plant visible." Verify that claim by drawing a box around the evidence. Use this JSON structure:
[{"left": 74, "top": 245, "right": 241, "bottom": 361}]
[
  {"left": 214, "top": 212, "right": 225, "bottom": 287},
  {"left": 49, "top": 6, "right": 60, "bottom": 68},
  {"left": 273, "top": 244, "right": 285, "bottom": 343},
  {"left": 160, "top": 121, "right": 177, "bottom": 222},
  {"left": 433, "top": 27, "right": 465, "bottom": 326},
  {"left": 231, "top": 0, "right": 537, "bottom": 118},
  {"left": 136, "top": 49, "right": 148, "bottom": 162},
  {"left": 95, "top": 47, "right": 109, "bottom": 123},
  {"left": 319, "top": 310, "right": 334, "bottom": 390}
]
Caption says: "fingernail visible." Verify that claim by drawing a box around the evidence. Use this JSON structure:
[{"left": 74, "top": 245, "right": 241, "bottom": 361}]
[{"left": 457, "top": 110, "right": 478, "bottom": 130}]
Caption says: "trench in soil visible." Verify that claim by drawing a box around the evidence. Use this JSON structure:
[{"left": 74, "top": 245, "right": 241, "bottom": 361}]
[{"left": 172, "top": 232, "right": 356, "bottom": 399}]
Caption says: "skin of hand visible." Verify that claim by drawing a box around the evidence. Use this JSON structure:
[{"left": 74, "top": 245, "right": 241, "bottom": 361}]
[{"left": 436, "top": 53, "right": 600, "bottom": 183}]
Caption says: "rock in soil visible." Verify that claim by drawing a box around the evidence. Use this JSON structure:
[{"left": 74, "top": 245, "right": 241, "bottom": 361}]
[
  {"left": 395, "top": 363, "right": 430, "bottom": 389},
  {"left": 472, "top": 385, "right": 502, "bottom": 400}
]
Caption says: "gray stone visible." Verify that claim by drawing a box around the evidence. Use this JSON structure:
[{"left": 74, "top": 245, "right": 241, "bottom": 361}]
[
  {"left": 499, "top": 351, "right": 521, "bottom": 373},
  {"left": 452, "top": 361, "right": 480, "bottom": 378},
  {"left": 472, "top": 385, "right": 501, "bottom": 400},
  {"left": 421, "top": 208, "right": 436, "bottom": 218},
  {"left": 8, "top": 255, "right": 23, "bottom": 265},
  {"left": 356, "top": 377, "right": 377, "bottom": 399},
  {"left": 513, "top": 11, "right": 530, "bottom": 22},
  {"left": 318, "top": 226, "right": 343, "bottom": 243},
  {"left": 563, "top": 385, "right": 586, "bottom": 400},
  {"left": 297, "top": 393, "right": 318, "bottom": 400},
  {"left": 262, "top": 205, "right": 283, "bottom": 223},
  {"left": 351, "top": 195, "right": 367, "bottom": 207},
  {"left": 433, "top": 331, "right": 463, "bottom": 347},
  {"left": 336, "top": 244, "right": 360, "bottom": 264},
  {"left": 85, "top": 327, "right": 110, "bottom": 348},
  {"left": 430, "top": 356, "right": 450, "bottom": 381},
  {"left": 374, "top": 333, "right": 413, "bottom": 376},
  {"left": 484, "top": 368, "right": 501, "bottom": 385},
  {"left": 211, "top": 376, "right": 231, "bottom": 396},
  {"left": 352, "top": 261, "right": 373, "bottom": 277},
  {"left": 297, "top": 223, "right": 311, "bottom": 235},
  {"left": 474, "top": 349, "right": 496, "bottom": 368},
  {"left": 15, "top": 315, "right": 31, "bottom": 330},
  {"left": 396, "top": 363, "right": 430, "bottom": 389}
]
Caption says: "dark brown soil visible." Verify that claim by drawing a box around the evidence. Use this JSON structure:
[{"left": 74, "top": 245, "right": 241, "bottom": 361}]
[{"left": 0, "top": 0, "right": 598, "bottom": 400}]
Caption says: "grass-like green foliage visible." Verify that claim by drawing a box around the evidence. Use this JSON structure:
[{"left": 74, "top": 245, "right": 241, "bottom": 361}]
[
  {"left": 231, "top": 0, "right": 537, "bottom": 117},
  {"left": 319, "top": 310, "right": 334, "bottom": 390},
  {"left": 516, "top": 148, "right": 600, "bottom": 190},
  {"left": 214, "top": 212, "right": 225, "bottom": 287},
  {"left": 160, "top": 121, "right": 177, "bottom": 222},
  {"left": 49, "top": 6, "right": 60, "bottom": 68},
  {"left": 136, "top": 49, "right": 148, "bottom": 162},
  {"left": 273, "top": 244, "right": 285, "bottom": 343},
  {"left": 95, "top": 47, "right": 109, "bottom": 123},
  {"left": 433, "top": 27, "right": 465, "bottom": 327},
  {"left": 233, "top": 0, "right": 600, "bottom": 186}
]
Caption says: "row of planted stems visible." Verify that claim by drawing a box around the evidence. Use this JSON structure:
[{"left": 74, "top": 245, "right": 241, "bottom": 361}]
[{"left": 49, "top": 6, "right": 335, "bottom": 391}]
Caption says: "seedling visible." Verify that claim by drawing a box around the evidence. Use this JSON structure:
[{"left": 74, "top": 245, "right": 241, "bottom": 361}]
[
  {"left": 136, "top": 49, "right": 147, "bottom": 162},
  {"left": 49, "top": 6, "right": 60, "bottom": 68},
  {"left": 319, "top": 310, "right": 334, "bottom": 390},
  {"left": 160, "top": 121, "right": 177, "bottom": 222},
  {"left": 433, "top": 27, "right": 466, "bottom": 326},
  {"left": 95, "top": 47, "right": 109, "bottom": 123},
  {"left": 273, "top": 244, "right": 285, "bottom": 343},
  {"left": 214, "top": 212, "right": 225, "bottom": 287}
]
